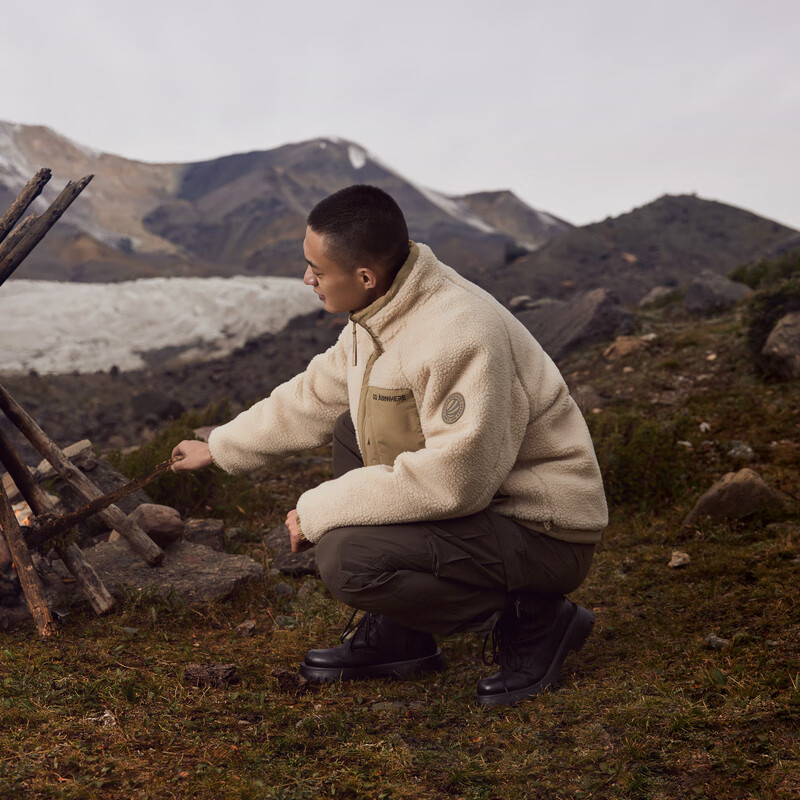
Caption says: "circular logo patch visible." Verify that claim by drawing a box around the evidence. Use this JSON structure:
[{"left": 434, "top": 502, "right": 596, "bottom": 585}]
[{"left": 442, "top": 392, "right": 466, "bottom": 424}]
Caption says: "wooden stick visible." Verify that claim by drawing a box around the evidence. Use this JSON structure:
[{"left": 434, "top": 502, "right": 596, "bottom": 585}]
[
  {"left": 0, "top": 480, "right": 56, "bottom": 638},
  {"left": 26, "top": 458, "right": 175, "bottom": 548},
  {"left": 0, "top": 427, "right": 114, "bottom": 615},
  {"left": 0, "top": 174, "right": 93, "bottom": 287},
  {"left": 0, "top": 168, "right": 51, "bottom": 245},
  {"left": 0, "top": 215, "right": 37, "bottom": 265},
  {"left": 0, "top": 382, "right": 165, "bottom": 566}
]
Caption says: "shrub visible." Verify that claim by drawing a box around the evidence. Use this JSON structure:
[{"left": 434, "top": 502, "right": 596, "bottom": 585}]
[
  {"left": 730, "top": 251, "right": 800, "bottom": 289},
  {"left": 106, "top": 400, "right": 270, "bottom": 520},
  {"left": 744, "top": 275, "right": 800, "bottom": 357},
  {"left": 587, "top": 410, "right": 692, "bottom": 511}
]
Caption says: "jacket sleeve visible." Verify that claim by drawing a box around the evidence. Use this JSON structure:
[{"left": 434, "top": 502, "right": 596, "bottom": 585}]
[
  {"left": 207, "top": 332, "right": 350, "bottom": 474},
  {"left": 296, "top": 322, "right": 527, "bottom": 541}
]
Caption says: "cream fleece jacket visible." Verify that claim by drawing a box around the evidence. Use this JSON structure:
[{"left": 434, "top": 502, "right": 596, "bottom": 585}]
[{"left": 208, "top": 243, "right": 608, "bottom": 543}]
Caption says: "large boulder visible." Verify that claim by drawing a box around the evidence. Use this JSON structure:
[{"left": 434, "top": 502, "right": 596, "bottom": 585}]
[
  {"left": 683, "top": 468, "right": 786, "bottom": 527},
  {"left": 77, "top": 540, "right": 263, "bottom": 603},
  {"left": 516, "top": 288, "right": 634, "bottom": 362},
  {"left": 684, "top": 270, "right": 753, "bottom": 315},
  {"left": 758, "top": 311, "right": 800, "bottom": 380}
]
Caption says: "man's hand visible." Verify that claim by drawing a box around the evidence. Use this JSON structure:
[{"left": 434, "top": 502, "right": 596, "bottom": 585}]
[
  {"left": 286, "top": 509, "right": 314, "bottom": 553},
  {"left": 171, "top": 440, "right": 213, "bottom": 472}
]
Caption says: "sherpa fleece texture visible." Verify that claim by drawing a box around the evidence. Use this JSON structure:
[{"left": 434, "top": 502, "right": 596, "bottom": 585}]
[{"left": 208, "top": 243, "right": 609, "bottom": 543}]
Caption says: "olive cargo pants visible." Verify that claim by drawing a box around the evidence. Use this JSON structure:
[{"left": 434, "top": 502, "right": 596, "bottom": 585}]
[{"left": 314, "top": 413, "right": 595, "bottom": 636}]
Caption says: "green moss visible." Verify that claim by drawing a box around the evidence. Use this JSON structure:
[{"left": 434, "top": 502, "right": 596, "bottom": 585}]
[{"left": 729, "top": 251, "right": 800, "bottom": 289}]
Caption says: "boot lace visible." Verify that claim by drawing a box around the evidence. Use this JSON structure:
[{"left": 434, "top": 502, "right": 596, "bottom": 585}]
[
  {"left": 481, "top": 599, "right": 524, "bottom": 672},
  {"left": 339, "top": 609, "right": 374, "bottom": 650}
]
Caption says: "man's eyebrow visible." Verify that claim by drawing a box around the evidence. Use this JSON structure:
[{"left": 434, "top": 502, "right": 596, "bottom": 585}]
[{"left": 305, "top": 258, "right": 322, "bottom": 271}]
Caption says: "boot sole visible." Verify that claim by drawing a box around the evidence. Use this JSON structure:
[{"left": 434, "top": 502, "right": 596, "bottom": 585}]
[
  {"left": 299, "top": 649, "right": 446, "bottom": 683},
  {"left": 475, "top": 606, "right": 595, "bottom": 707}
]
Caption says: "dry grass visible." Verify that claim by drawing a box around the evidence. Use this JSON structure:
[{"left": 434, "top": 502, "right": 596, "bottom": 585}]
[{"left": 1, "top": 300, "right": 799, "bottom": 799}]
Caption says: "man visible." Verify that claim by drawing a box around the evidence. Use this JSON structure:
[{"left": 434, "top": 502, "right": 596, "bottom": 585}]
[{"left": 172, "top": 185, "right": 608, "bottom": 707}]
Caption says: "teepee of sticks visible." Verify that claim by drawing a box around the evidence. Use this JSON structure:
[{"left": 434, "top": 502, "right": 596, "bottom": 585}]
[{"left": 0, "top": 169, "right": 168, "bottom": 637}]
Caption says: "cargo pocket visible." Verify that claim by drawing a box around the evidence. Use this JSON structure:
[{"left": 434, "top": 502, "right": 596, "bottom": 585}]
[{"left": 363, "top": 387, "right": 425, "bottom": 466}]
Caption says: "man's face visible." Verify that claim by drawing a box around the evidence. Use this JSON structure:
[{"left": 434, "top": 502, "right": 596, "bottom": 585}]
[{"left": 302, "top": 227, "right": 372, "bottom": 314}]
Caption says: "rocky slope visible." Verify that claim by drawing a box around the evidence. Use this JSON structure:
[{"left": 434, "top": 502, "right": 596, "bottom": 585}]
[{"left": 484, "top": 194, "right": 798, "bottom": 306}]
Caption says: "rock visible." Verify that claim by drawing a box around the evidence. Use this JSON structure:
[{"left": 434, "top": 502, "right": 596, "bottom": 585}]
[
  {"left": 570, "top": 384, "right": 608, "bottom": 414},
  {"left": 271, "top": 668, "right": 313, "bottom": 696},
  {"left": 273, "top": 581, "right": 294, "bottom": 597},
  {"left": 296, "top": 580, "right": 318, "bottom": 598},
  {"left": 235, "top": 618, "right": 256, "bottom": 637},
  {"left": 684, "top": 270, "right": 753, "bottom": 315},
  {"left": 508, "top": 294, "right": 535, "bottom": 311},
  {"left": 128, "top": 504, "right": 184, "bottom": 548},
  {"left": 516, "top": 288, "right": 634, "bottom": 362},
  {"left": 131, "top": 390, "right": 185, "bottom": 422},
  {"left": 758, "top": 311, "right": 800, "bottom": 380},
  {"left": 603, "top": 335, "right": 651, "bottom": 360},
  {"left": 183, "top": 663, "right": 238, "bottom": 688},
  {"left": 638, "top": 286, "right": 678, "bottom": 307},
  {"left": 262, "top": 523, "right": 318, "bottom": 576},
  {"left": 726, "top": 441, "right": 755, "bottom": 462},
  {"left": 704, "top": 633, "right": 730, "bottom": 649},
  {"left": 35, "top": 439, "right": 96, "bottom": 481},
  {"left": 64, "top": 540, "right": 264, "bottom": 604},
  {"left": 683, "top": 468, "right": 787, "bottom": 527},
  {"left": 183, "top": 518, "right": 225, "bottom": 551},
  {"left": 668, "top": 550, "right": 691, "bottom": 568}
]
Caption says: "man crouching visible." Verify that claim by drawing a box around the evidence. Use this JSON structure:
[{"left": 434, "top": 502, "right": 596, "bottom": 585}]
[{"left": 172, "top": 184, "right": 607, "bottom": 706}]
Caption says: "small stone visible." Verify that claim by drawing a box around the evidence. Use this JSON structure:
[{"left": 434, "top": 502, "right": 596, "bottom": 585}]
[
  {"left": 274, "top": 615, "right": 296, "bottom": 629},
  {"left": 236, "top": 618, "right": 256, "bottom": 637},
  {"left": 622, "top": 366, "right": 634, "bottom": 374},
  {"left": 273, "top": 582, "right": 294, "bottom": 597},
  {"left": 108, "top": 531, "right": 123, "bottom": 542},
  {"left": 706, "top": 353, "right": 717, "bottom": 361},
  {"left": 120, "top": 626, "right": 140, "bottom": 637},
  {"left": 371, "top": 701, "right": 407, "bottom": 712},
  {"left": 183, "top": 663, "right": 238, "bottom": 688},
  {"left": 668, "top": 550, "right": 691, "bottom": 568},
  {"left": 699, "top": 421, "right": 711, "bottom": 433},
  {"left": 267, "top": 568, "right": 281, "bottom": 578},
  {"left": 271, "top": 668, "right": 313, "bottom": 695},
  {"left": 726, "top": 441, "right": 755, "bottom": 461},
  {"left": 128, "top": 504, "right": 184, "bottom": 548},
  {"left": 225, "top": 526, "right": 245, "bottom": 541},
  {"left": 704, "top": 633, "right": 730, "bottom": 649},
  {"left": 297, "top": 581, "right": 317, "bottom": 598}
]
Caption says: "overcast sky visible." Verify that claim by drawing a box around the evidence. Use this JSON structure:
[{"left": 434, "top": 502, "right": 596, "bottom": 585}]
[{"left": 3, "top": 0, "right": 798, "bottom": 228}]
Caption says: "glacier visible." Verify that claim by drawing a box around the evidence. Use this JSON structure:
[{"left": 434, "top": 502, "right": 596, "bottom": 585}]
[{"left": 0, "top": 275, "right": 322, "bottom": 375}]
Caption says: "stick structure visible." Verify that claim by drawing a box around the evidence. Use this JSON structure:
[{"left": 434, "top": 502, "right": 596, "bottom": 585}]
[
  {"left": 0, "top": 427, "right": 114, "bottom": 615},
  {"left": 0, "top": 480, "right": 56, "bottom": 638},
  {"left": 0, "top": 174, "right": 93, "bottom": 287},
  {"left": 0, "top": 168, "right": 51, "bottom": 245},
  {"left": 0, "top": 382, "right": 164, "bottom": 566},
  {"left": 28, "top": 458, "right": 175, "bottom": 548}
]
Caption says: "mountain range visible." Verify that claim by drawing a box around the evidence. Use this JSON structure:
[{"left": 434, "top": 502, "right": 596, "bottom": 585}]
[{"left": 1, "top": 120, "right": 797, "bottom": 303}]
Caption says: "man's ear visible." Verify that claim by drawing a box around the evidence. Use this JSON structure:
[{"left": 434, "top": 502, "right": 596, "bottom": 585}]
[{"left": 358, "top": 267, "right": 379, "bottom": 290}]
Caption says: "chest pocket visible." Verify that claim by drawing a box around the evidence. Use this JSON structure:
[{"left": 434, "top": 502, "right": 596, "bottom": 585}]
[{"left": 363, "top": 386, "right": 425, "bottom": 467}]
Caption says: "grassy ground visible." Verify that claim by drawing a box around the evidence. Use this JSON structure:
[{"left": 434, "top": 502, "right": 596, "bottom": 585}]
[{"left": 1, "top": 300, "right": 798, "bottom": 799}]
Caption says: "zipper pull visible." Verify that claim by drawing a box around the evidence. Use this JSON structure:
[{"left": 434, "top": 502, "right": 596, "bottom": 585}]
[{"left": 352, "top": 320, "right": 358, "bottom": 366}]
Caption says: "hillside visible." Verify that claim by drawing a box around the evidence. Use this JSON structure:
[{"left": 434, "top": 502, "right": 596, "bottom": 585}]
[
  {"left": 0, "top": 122, "right": 566, "bottom": 283},
  {"left": 1, "top": 278, "right": 798, "bottom": 798},
  {"left": 484, "top": 194, "right": 798, "bottom": 305}
]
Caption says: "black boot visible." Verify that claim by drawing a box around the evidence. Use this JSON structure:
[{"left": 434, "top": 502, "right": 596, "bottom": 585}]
[
  {"left": 299, "top": 611, "right": 446, "bottom": 682},
  {"left": 475, "top": 595, "right": 594, "bottom": 707}
]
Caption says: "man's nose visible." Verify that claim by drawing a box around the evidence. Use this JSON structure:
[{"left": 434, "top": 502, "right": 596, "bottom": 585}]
[{"left": 303, "top": 266, "right": 317, "bottom": 286}]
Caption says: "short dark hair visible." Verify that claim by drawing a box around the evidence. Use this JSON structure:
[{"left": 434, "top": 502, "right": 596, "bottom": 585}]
[{"left": 307, "top": 185, "right": 409, "bottom": 275}]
